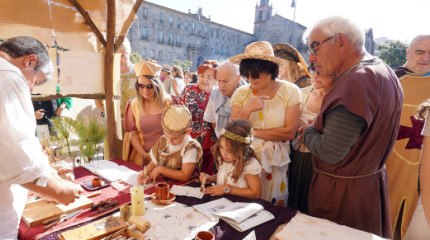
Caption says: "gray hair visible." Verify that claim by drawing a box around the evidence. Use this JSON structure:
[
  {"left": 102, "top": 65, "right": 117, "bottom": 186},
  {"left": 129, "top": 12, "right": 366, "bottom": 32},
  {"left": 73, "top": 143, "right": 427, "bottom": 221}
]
[
  {"left": 303, "top": 16, "right": 365, "bottom": 52},
  {"left": 217, "top": 61, "right": 239, "bottom": 79},
  {"left": 0, "top": 36, "right": 54, "bottom": 82}
]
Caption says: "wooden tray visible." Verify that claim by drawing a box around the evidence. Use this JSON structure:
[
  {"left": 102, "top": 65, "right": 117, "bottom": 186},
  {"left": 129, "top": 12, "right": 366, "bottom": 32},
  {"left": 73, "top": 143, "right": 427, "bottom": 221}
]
[
  {"left": 80, "top": 178, "right": 110, "bottom": 191},
  {"left": 22, "top": 195, "right": 94, "bottom": 227}
]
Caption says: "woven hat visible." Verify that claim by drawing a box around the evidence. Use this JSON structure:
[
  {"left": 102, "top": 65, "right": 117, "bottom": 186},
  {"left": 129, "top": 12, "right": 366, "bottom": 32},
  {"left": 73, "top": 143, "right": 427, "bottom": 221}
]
[
  {"left": 161, "top": 105, "right": 191, "bottom": 134},
  {"left": 273, "top": 43, "right": 311, "bottom": 77},
  {"left": 162, "top": 64, "right": 171, "bottom": 73},
  {"left": 229, "top": 41, "right": 287, "bottom": 67},
  {"left": 134, "top": 60, "right": 162, "bottom": 77}
]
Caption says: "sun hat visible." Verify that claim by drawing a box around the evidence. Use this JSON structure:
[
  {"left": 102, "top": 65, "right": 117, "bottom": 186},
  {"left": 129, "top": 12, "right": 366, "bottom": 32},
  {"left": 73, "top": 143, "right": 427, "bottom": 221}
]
[
  {"left": 161, "top": 105, "right": 192, "bottom": 135},
  {"left": 229, "top": 41, "right": 287, "bottom": 67},
  {"left": 162, "top": 64, "right": 171, "bottom": 73},
  {"left": 134, "top": 60, "right": 162, "bottom": 77},
  {"left": 273, "top": 43, "right": 311, "bottom": 77}
]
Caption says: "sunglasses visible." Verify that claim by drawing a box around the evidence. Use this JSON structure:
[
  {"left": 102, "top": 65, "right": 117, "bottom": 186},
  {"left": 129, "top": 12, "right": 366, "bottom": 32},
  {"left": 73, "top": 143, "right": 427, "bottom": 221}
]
[
  {"left": 135, "top": 83, "right": 154, "bottom": 89},
  {"left": 202, "top": 60, "right": 218, "bottom": 68}
]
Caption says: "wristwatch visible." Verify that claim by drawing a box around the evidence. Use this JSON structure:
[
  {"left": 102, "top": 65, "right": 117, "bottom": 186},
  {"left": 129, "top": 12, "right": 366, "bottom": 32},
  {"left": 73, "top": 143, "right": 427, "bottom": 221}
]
[{"left": 224, "top": 184, "right": 231, "bottom": 194}]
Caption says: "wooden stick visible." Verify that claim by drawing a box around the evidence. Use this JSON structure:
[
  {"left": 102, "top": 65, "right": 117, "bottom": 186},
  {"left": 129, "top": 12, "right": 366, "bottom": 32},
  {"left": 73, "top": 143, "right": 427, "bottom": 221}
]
[{"left": 68, "top": 0, "right": 107, "bottom": 47}]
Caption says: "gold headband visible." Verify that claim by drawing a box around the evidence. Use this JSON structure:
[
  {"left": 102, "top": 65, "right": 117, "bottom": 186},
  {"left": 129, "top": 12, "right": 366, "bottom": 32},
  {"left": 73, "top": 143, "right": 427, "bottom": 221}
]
[{"left": 220, "top": 128, "right": 253, "bottom": 144}]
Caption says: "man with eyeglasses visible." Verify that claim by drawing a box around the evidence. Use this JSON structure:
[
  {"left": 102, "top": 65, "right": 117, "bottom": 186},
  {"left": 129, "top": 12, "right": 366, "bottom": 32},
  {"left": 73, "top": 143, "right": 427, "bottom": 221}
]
[
  {"left": 300, "top": 17, "right": 403, "bottom": 238},
  {"left": 0, "top": 36, "right": 83, "bottom": 238}
]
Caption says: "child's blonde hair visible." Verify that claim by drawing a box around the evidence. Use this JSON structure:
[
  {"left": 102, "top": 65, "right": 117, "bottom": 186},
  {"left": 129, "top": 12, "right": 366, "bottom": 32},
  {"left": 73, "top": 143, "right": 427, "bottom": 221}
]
[
  {"left": 211, "top": 120, "right": 256, "bottom": 183},
  {"left": 416, "top": 98, "right": 430, "bottom": 120}
]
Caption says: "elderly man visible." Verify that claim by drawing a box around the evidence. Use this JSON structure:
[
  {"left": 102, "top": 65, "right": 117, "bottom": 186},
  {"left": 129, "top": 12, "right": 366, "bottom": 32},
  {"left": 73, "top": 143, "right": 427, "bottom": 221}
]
[
  {"left": 203, "top": 61, "right": 246, "bottom": 137},
  {"left": 0, "top": 36, "right": 83, "bottom": 238},
  {"left": 301, "top": 17, "right": 403, "bottom": 238},
  {"left": 386, "top": 34, "right": 430, "bottom": 239}
]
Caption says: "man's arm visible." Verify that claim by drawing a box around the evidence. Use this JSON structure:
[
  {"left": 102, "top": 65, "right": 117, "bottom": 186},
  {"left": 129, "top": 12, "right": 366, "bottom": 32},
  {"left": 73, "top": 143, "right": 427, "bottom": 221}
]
[{"left": 303, "top": 105, "right": 366, "bottom": 164}]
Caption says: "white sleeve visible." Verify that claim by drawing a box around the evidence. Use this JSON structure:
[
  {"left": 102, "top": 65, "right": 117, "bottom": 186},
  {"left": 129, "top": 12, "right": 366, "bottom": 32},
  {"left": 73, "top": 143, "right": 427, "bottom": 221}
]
[
  {"left": 150, "top": 150, "right": 158, "bottom": 165},
  {"left": 422, "top": 112, "right": 430, "bottom": 136},
  {"left": 242, "top": 157, "right": 262, "bottom": 175},
  {"left": 182, "top": 148, "right": 198, "bottom": 164},
  {"left": 0, "top": 70, "right": 52, "bottom": 186},
  {"left": 203, "top": 99, "right": 217, "bottom": 123}
]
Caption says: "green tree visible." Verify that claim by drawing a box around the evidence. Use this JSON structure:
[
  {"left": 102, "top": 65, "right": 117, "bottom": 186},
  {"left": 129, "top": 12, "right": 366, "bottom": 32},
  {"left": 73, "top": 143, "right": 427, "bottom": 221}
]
[
  {"left": 130, "top": 52, "right": 143, "bottom": 64},
  {"left": 174, "top": 59, "right": 192, "bottom": 71},
  {"left": 376, "top": 40, "right": 408, "bottom": 68}
]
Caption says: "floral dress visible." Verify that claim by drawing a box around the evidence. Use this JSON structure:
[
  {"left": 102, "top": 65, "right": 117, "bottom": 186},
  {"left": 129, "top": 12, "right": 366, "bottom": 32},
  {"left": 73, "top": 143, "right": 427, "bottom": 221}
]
[
  {"left": 231, "top": 80, "right": 302, "bottom": 206},
  {"left": 180, "top": 84, "right": 217, "bottom": 174}
]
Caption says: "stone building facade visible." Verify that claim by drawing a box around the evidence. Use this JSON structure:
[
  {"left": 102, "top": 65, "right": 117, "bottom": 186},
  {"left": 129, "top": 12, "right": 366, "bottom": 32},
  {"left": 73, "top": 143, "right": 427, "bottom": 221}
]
[{"left": 128, "top": 0, "right": 374, "bottom": 71}]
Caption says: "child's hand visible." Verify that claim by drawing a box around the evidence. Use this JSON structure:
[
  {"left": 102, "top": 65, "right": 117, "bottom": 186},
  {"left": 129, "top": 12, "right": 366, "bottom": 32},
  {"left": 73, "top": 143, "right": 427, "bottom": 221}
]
[
  {"left": 148, "top": 166, "right": 162, "bottom": 184},
  {"left": 204, "top": 185, "right": 225, "bottom": 196},
  {"left": 199, "top": 172, "right": 210, "bottom": 184},
  {"left": 137, "top": 171, "right": 148, "bottom": 185}
]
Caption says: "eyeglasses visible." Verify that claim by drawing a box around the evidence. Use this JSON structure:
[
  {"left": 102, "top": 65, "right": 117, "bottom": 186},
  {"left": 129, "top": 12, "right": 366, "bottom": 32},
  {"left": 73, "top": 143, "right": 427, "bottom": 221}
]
[
  {"left": 308, "top": 36, "right": 335, "bottom": 55},
  {"left": 241, "top": 72, "right": 260, "bottom": 80},
  {"left": 135, "top": 83, "right": 154, "bottom": 89}
]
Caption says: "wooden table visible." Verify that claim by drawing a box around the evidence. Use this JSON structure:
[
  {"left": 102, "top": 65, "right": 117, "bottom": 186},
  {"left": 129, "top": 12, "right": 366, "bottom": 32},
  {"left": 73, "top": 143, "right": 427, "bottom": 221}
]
[{"left": 18, "top": 159, "right": 297, "bottom": 240}]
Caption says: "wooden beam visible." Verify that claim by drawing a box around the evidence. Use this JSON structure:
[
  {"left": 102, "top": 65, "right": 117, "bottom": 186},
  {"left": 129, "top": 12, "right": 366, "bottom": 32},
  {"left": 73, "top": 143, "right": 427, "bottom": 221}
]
[
  {"left": 105, "top": 0, "right": 117, "bottom": 159},
  {"left": 31, "top": 93, "right": 105, "bottom": 101},
  {"left": 114, "top": 0, "right": 144, "bottom": 52},
  {"left": 68, "top": 0, "right": 107, "bottom": 47}
]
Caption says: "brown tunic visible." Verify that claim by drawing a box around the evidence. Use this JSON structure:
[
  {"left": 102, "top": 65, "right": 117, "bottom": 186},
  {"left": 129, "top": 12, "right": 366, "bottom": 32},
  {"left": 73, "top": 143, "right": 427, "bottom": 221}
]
[{"left": 308, "top": 59, "right": 403, "bottom": 238}]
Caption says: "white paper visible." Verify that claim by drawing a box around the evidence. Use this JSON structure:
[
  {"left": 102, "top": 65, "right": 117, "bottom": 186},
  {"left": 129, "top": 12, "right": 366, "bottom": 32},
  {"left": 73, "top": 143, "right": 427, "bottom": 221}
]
[
  {"left": 193, "top": 198, "right": 233, "bottom": 221},
  {"left": 170, "top": 185, "right": 205, "bottom": 199},
  {"left": 80, "top": 160, "right": 139, "bottom": 186},
  {"left": 214, "top": 202, "right": 264, "bottom": 224}
]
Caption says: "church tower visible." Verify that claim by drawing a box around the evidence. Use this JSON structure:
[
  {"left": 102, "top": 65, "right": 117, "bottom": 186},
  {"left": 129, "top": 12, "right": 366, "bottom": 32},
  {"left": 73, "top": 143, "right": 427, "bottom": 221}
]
[{"left": 254, "top": 0, "right": 273, "bottom": 33}]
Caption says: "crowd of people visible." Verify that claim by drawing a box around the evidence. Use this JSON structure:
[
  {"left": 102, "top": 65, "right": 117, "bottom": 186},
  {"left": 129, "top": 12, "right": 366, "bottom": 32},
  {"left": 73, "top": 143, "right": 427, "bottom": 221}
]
[{"left": 1, "top": 15, "right": 429, "bottom": 240}]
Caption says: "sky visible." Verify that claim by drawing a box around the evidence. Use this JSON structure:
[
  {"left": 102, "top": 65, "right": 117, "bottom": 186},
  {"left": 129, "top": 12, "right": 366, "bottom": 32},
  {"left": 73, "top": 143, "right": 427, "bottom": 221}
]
[{"left": 147, "top": 0, "right": 430, "bottom": 43}]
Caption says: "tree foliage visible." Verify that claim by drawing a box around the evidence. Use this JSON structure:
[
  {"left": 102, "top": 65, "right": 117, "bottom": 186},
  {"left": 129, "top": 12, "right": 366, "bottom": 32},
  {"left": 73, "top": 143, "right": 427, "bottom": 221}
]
[
  {"left": 174, "top": 59, "right": 192, "bottom": 71},
  {"left": 130, "top": 52, "right": 143, "bottom": 64},
  {"left": 376, "top": 40, "right": 408, "bottom": 68}
]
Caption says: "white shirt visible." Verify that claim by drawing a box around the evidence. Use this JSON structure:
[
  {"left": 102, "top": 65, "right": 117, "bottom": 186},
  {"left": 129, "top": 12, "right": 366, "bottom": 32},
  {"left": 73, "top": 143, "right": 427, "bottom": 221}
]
[
  {"left": 0, "top": 57, "right": 52, "bottom": 239},
  {"left": 170, "top": 77, "right": 186, "bottom": 97},
  {"left": 216, "top": 157, "right": 262, "bottom": 188},
  {"left": 203, "top": 97, "right": 231, "bottom": 138}
]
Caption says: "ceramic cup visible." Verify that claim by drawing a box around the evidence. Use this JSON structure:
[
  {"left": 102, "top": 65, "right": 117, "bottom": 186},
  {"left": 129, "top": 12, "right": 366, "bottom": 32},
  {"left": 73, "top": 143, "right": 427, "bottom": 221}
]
[
  {"left": 195, "top": 231, "right": 215, "bottom": 240},
  {"left": 155, "top": 183, "right": 169, "bottom": 200}
]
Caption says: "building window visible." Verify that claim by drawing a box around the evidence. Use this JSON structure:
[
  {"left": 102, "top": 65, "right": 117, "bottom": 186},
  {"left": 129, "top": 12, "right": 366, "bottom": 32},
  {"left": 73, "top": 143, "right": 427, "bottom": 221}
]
[
  {"left": 258, "top": 11, "right": 262, "bottom": 21},
  {"left": 198, "top": 23, "right": 201, "bottom": 32},
  {"left": 168, "top": 52, "right": 172, "bottom": 61},
  {"left": 211, "top": 28, "right": 214, "bottom": 37},
  {"left": 184, "top": 20, "right": 188, "bottom": 30},
  {"left": 168, "top": 33, "right": 173, "bottom": 45},
  {"left": 197, "top": 39, "right": 201, "bottom": 47},
  {"left": 150, "top": 49, "right": 154, "bottom": 58},
  {"left": 216, "top": 29, "right": 219, "bottom": 38},
  {"left": 204, "top": 25, "right": 208, "bottom": 33},
  {"left": 158, "top": 50, "right": 163, "bottom": 59},
  {"left": 158, "top": 31, "right": 163, "bottom": 43},
  {"left": 142, "top": 8, "right": 147, "bottom": 19},
  {"left": 142, "top": 48, "right": 147, "bottom": 56},
  {"left": 169, "top": 15, "right": 173, "bottom": 26},
  {"left": 177, "top": 17, "right": 181, "bottom": 28},
  {"left": 191, "top": 22, "right": 195, "bottom": 31},
  {"left": 159, "top": 12, "right": 164, "bottom": 23},
  {"left": 141, "top": 27, "right": 147, "bottom": 39},
  {"left": 176, "top": 35, "right": 180, "bottom": 46},
  {"left": 191, "top": 38, "right": 195, "bottom": 48}
]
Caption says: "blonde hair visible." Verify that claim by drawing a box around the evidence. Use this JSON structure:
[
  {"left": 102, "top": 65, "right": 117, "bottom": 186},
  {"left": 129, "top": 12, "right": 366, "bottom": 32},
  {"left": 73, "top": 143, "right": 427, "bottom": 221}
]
[
  {"left": 416, "top": 98, "right": 430, "bottom": 120},
  {"left": 284, "top": 61, "right": 307, "bottom": 83},
  {"left": 135, "top": 75, "right": 169, "bottom": 110}
]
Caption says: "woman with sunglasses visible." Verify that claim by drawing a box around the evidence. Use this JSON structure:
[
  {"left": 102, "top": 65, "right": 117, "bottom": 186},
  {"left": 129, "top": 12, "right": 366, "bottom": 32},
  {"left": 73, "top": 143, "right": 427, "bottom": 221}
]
[
  {"left": 230, "top": 41, "right": 302, "bottom": 206},
  {"left": 123, "top": 60, "right": 171, "bottom": 166},
  {"left": 180, "top": 60, "right": 218, "bottom": 175}
]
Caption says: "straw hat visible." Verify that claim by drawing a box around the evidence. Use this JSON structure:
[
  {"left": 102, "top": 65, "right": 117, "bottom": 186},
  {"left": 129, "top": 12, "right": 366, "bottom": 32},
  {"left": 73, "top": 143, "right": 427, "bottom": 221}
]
[
  {"left": 273, "top": 43, "right": 311, "bottom": 77},
  {"left": 229, "top": 41, "right": 287, "bottom": 67},
  {"left": 162, "top": 64, "right": 171, "bottom": 73},
  {"left": 134, "top": 60, "right": 162, "bottom": 77},
  {"left": 161, "top": 105, "right": 191, "bottom": 135}
]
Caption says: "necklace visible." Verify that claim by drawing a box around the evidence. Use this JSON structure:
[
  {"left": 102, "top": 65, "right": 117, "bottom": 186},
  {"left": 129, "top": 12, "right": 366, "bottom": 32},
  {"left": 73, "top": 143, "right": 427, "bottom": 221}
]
[{"left": 335, "top": 57, "right": 380, "bottom": 82}]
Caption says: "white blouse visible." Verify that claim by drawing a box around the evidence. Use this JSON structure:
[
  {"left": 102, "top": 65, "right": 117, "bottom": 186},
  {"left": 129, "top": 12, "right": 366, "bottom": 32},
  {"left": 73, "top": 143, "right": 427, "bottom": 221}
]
[{"left": 216, "top": 157, "right": 262, "bottom": 188}]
